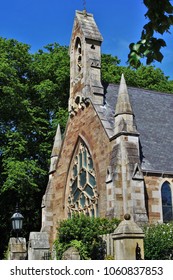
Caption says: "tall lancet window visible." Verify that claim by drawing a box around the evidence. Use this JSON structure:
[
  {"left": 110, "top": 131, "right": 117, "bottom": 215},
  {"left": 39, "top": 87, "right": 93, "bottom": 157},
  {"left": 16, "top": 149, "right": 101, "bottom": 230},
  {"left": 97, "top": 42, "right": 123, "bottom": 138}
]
[
  {"left": 67, "top": 140, "right": 98, "bottom": 218},
  {"left": 161, "top": 182, "right": 173, "bottom": 222},
  {"left": 75, "top": 37, "right": 82, "bottom": 74}
]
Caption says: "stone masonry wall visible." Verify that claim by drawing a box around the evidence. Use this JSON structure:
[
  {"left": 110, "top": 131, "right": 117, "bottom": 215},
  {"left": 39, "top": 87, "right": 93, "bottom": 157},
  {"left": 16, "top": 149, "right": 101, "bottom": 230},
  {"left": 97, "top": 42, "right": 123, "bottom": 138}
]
[{"left": 144, "top": 175, "right": 173, "bottom": 223}]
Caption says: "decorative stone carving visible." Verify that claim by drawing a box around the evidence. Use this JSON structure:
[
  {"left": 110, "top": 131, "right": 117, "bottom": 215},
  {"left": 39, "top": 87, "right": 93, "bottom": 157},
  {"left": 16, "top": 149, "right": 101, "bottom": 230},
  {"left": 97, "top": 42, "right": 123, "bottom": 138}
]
[{"left": 69, "top": 97, "right": 90, "bottom": 117}]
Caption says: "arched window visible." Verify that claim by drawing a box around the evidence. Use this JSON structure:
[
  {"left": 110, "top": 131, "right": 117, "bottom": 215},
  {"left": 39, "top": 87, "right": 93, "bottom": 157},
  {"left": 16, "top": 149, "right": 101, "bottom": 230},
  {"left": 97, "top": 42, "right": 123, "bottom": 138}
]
[
  {"left": 67, "top": 140, "right": 98, "bottom": 218},
  {"left": 161, "top": 182, "right": 173, "bottom": 222},
  {"left": 75, "top": 37, "right": 82, "bottom": 74}
]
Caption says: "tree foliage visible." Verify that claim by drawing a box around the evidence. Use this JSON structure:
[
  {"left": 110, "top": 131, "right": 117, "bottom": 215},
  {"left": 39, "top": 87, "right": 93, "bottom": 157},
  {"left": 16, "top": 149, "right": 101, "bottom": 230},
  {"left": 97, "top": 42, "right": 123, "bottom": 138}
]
[
  {"left": 0, "top": 38, "right": 69, "bottom": 258},
  {"left": 54, "top": 214, "right": 120, "bottom": 260},
  {"left": 144, "top": 223, "right": 173, "bottom": 260},
  {"left": 128, "top": 0, "right": 173, "bottom": 67},
  {"left": 101, "top": 54, "right": 173, "bottom": 92}
]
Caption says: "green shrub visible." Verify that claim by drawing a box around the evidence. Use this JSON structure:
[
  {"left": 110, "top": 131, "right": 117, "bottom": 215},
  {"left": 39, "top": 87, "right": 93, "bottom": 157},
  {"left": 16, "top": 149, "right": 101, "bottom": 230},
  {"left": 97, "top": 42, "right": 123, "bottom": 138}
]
[
  {"left": 54, "top": 214, "right": 120, "bottom": 260},
  {"left": 144, "top": 222, "right": 173, "bottom": 260}
]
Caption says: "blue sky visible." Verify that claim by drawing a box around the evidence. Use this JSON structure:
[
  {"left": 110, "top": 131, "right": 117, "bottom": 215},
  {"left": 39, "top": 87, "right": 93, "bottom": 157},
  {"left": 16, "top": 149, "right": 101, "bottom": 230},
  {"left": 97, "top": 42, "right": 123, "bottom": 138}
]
[{"left": 0, "top": 0, "right": 173, "bottom": 79}]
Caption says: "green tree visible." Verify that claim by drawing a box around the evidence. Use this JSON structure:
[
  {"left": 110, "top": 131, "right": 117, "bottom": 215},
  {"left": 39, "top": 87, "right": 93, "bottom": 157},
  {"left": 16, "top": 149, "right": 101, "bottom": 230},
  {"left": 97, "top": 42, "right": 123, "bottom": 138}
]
[
  {"left": 0, "top": 38, "right": 34, "bottom": 256},
  {"left": 101, "top": 54, "right": 120, "bottom": 84},
  {"left": 54, "top": 214, "right": 120, "bottom": 260},
  {"left": 0, "top": 39, "right": 69, "bottom": 258},
  {"left": 102, "top": 53, "right": 173, "bottom": 92},
  {"left": 128, "top": 0, "right": 173, "bottom": 67}
]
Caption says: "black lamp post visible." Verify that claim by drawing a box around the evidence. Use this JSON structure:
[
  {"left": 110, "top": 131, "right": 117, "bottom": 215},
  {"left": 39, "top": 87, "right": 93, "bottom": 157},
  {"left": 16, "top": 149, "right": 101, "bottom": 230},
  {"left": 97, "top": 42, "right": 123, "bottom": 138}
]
[{"left": 11, "top": 205, "right": 24, "bottom": 238}]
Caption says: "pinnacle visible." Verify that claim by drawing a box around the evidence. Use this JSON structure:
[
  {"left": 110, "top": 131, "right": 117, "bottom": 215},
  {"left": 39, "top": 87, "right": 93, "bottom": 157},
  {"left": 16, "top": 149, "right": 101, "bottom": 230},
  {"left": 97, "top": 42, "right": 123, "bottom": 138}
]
[
  {"left": 115, "top": 74, "right": 133, "bottom": 117},
  {"left": 51, "top": 124, "right": 62, "bottom": 157}
]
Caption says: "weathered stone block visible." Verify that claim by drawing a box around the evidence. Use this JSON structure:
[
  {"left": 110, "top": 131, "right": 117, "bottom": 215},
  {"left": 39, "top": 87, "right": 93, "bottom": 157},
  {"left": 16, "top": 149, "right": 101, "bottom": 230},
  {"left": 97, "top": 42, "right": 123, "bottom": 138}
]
[
  {"left": 8, "top": 237, "right": 27, "bottom": 260},
  {"left": 28, "top": 232, "right": 50, "bottom": 260},
  {"left": 62, "top": 247, "right": 80, "bottom": 260}
]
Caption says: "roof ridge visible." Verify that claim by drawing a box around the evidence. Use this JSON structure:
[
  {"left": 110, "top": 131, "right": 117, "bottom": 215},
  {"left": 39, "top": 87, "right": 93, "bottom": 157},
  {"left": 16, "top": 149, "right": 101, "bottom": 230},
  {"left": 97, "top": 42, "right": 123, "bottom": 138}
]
[{"left": 107, "top": 83, "right": 173, "bottom": 96}]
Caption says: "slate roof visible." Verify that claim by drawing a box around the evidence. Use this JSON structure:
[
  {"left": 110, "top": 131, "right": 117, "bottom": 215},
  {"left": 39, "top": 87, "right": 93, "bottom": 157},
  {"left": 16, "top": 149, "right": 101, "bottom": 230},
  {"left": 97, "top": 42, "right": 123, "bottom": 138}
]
[{"left": 95, "top": 84, "right": 173, "bottom": 173}]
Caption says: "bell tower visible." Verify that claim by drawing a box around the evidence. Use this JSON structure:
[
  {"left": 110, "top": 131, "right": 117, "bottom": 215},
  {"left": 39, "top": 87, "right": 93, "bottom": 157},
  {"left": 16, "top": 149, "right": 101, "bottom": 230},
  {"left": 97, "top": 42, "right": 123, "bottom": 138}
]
[{"left": 69, "top": 10, "right": 104, "bottom": 116}]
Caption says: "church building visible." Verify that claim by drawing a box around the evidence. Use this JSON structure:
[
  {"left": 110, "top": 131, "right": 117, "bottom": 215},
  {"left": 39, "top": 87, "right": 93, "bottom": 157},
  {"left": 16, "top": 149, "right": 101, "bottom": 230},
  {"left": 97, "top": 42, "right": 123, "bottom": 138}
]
[{"left": 41, "top": 10, "right": 173, "bottom": 247}]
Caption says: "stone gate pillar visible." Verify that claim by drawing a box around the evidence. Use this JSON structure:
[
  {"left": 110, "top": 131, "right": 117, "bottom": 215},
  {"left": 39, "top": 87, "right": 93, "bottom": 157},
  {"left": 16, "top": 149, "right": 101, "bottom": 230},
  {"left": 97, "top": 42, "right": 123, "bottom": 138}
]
[
  {"left": 8, "top": 237, "right": 27, "bottom": 260},
  {"left": 28, "top": 232, "right": 50, "bottom": 260},
  {"left": 112, "top": 214, "right": 145, "bottom": 260}
]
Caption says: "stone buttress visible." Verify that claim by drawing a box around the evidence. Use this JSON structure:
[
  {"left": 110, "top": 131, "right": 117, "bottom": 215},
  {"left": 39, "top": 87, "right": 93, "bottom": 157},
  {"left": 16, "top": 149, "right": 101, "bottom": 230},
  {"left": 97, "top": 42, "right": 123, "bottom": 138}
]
[{"left": 107, "top": 74, "right": 148, "bottom": 223}]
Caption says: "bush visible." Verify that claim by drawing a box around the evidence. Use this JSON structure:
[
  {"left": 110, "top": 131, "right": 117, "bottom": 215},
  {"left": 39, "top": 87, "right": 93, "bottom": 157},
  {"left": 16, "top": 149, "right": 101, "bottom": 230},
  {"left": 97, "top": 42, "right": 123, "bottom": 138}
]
[
  {"left": 144, "top": 222, "right": 173, "bottom": 260},
  {"left": 54, "top": 214, "right": 120, "bottom": 260}
]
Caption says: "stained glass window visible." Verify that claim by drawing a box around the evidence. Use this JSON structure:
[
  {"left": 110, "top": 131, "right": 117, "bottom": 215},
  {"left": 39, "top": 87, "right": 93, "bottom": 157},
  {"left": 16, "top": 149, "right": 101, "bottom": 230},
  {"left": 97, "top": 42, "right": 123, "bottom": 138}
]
[
  {"left": 161, "top": 182, "right": 173, "bottom": 222},
  {"left": 67, "top": 140, "right": 98, "bottom": 217}
]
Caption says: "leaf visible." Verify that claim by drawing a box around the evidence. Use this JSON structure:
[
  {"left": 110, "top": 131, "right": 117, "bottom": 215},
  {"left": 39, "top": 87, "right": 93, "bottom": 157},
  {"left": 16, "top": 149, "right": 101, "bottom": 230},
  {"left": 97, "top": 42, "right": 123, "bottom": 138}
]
[
  {"left": 132, "top": 43, "right": 141, "bottom": 52},
  {"left": 155, "top": 51, "right": 164, "bottom": 62}
]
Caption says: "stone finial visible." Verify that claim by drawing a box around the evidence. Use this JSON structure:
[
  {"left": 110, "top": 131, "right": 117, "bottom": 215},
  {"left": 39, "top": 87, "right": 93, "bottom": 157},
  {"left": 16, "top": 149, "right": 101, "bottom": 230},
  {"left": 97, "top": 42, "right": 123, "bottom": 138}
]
[
  {"left": 124, "top": 213, "right": 131, "bottom": 220},
  {"left": 113, "top": 214, "right": 144, "bottom": 236}
]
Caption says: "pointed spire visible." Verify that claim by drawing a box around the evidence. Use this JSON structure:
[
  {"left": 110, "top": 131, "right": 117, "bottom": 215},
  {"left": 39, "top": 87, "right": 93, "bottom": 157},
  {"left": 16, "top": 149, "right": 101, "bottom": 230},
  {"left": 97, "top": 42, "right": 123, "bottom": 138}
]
[
  {"left": 114, "top": 74, "right": 139, "bottom": 136},
  {"left": 115, "top": 74, "right": 133, "bottom": 117},
  {"left": 49, "top": 124, "right": 62, "bottom": 174}
]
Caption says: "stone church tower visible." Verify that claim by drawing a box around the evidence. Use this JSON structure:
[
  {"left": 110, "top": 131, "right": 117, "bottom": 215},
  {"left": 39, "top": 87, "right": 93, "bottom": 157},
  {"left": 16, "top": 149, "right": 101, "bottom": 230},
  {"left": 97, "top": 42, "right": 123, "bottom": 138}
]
[{"left": 41, "top": 10, "right": 173, "bottom": 247}]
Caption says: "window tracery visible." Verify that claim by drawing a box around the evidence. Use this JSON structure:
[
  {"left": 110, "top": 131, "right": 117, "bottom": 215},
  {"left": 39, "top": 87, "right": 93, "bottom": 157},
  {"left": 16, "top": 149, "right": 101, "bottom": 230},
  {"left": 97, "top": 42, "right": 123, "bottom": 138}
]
[{"left": 67, "top": 141, "right": 98, "bottom": 217}]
